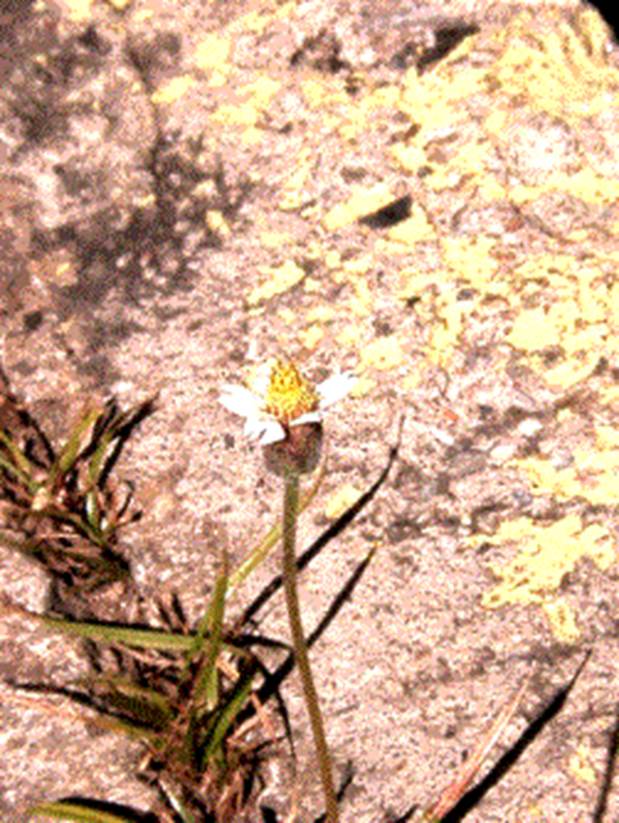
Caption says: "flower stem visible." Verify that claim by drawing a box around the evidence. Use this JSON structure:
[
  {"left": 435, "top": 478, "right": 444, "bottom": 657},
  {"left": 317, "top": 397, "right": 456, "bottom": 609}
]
[{"left": 282, "top": 469, "right": 339, "bottom": 823}]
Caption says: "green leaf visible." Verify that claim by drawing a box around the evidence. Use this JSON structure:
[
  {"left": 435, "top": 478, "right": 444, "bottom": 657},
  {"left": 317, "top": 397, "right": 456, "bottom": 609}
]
[
  {"left": 50, "top": 407, "right": 101, "bottom": 481},
  {"left": 180, "top": 546, "right": 230, "bottom": 766},
  {"left": 87, "top": 421, "right": 118, "bottom": 487},
  {"left": 159, "top": 780, "right": 197, "bottom": 823},
  {"left": 87, "top": 399, "right": 153, "bottom": 487},
  {"left": 38, "top": 614, "right": 197, "bottom": 650},
  {"left": 0, "top": 430, "right": 35, "bottom": 486},
  {"left": 29, "top": 800, "right": 134, "bottom": 822},
  {"left": 190, "top": 545, "right": 229, "bottom": 709},
  {"left": 84, "top": 488, "right": 101, "bottom": 530},
  {"left": 84, "top": 712, "right": 162, "bottom": 744},
  {"left": 85, "top": 675, "right": 173, "bottom": 730},
  {"left": 199, "top": 663, "right": 256, "bottom": 769},
  {"left": 35, "top": 613, "right": 246, "bottom": 656}
]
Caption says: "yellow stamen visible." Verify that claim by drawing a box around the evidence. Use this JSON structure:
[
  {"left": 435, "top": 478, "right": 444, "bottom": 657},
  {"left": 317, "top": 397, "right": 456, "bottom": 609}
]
[{"left": 265, "top": 360, "right": 319, "bottom": 424}]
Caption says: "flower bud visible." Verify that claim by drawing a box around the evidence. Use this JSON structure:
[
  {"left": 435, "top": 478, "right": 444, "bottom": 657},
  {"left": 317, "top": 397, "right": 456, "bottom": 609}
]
[{"left": 264, "top": 421, "right": 323, "bottom": 476}]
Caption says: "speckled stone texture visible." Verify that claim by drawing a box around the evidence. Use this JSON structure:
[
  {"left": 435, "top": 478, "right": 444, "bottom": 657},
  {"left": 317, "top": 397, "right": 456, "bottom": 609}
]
[{"left": 1, "top": 0, "right": 617, "bottom": 820}]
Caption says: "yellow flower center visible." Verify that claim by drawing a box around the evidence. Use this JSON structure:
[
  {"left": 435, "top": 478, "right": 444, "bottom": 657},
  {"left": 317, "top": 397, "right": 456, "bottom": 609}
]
[{"left": 265, "top": 360, "right": 319, "bottom": 424}]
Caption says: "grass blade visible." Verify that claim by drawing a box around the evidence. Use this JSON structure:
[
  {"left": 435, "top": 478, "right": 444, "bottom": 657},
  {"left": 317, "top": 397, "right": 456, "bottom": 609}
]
[
  {"left": 14, "top": 609, "right": 248, "bottom": 656},
  {"left": 29, "top": 801, "right": 134, "bottom": 822},
  {"left": 31, "top": 612, "right": 197, "bottom": 651},
  {"left": 159, "top": 778, "right": 197, "bottom": 823},
  {"left": 0, "top": 430, "right": 36, "bottom": 486},
  {"left": 422, "top": 673, "right": 531, "bottom": 821},
  {"left": 50, "top": 407, "right": 101, "bottom": 483},
  {"left": 199, "top": 662, "right": 256, "bottom": 769},
  {"left": 190, "top": 544, "right": 230, "bottom": 707},
  {"left": 85, "top": 674, "right": 174, "bottom": 730},
  {"left": 226, "top": 456, "right": 326, "bottom": 597}
]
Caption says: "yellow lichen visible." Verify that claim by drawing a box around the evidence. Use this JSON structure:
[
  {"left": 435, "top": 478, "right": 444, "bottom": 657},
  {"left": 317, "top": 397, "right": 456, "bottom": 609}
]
[
  {"left": 322, "top": 183, "right": 395, "bottom": 231},
  {"left": 428, "top": 302, "right": 465, "bottom": 366},
  {"left": 248, "top": 260, "right": 306, "bottom": 306},
  {"left": 542, "top": 356, "right": 599, "bottom": 389},
  {"left": 512, "top": 442, "right": 619, "bottom": 506},
  {"left": 324, "top": 484, "right": 363, "bottom": 519},
  {"left": 386, "top": 206, "right": 435, "bottom": 246},
  {"left": 359, "top": 336, "right": 406, "bottom": 371},
  {"left": 568, "top": 743, "right": 598, "bottom": 785},
  {"left": 259, "top": 230, "right": 294, "bottom": 249},
  {"left": 194, "top": 34, "right": 232, "bottom": 86},
  {"left": 510, "top": 168, "right": 619, "bottom": 209},
  {"left": 305, "top": 306, "right": 337, "bottom": 324},
  {"left": 476, "top": 515, "right": 615, "bottom": 637},
  {"left": 336, "top": 324, "right": 364, "bottom": 348},
  {"left": 338, "top": 84, "right": 400, "bottom": 142},
  {"left": 205, "top": 210, "right": 230, "bottom": 237},
  {"left": 541, "top": 598, "right": 580, "bottom": 643},
  {"left": 57, "top": 0, "right": 92, "bottom": 22},
  {"left": 391, "top": 143, "right": 428, "bottom": 174},
  {"left": 211, "top": 76, "right": 281, "bottom": 143},
  {"left": 491, "top": 9, "right": 615, "bottom": 123},
  {"left": 279, "top": 148, "right": 315, "bottom": 211},
  {"left": 441, "top": 236, "right": 499, "bottom": 287},
  {"left": 151, "top": 75, "right": 196, "bottom": 105},
  {"left": 342, "top": 255, "right": 374, "bottom": 275},
  {"left": 298, "top": 324, "right": 324, "bottom": 350},
  {"left": 396, "top": 270, "right": 437, "bottom": 303},
  {"left": 507, "top": 307, "right": 562, "bottom": 351},
  {"left": 347, "top": 279, "right": 372, "bottom": 318},
  {"left": 324, "top": 250, "right": 342, "bottom": 269},
  {"left": 351, "top": 374, "right": 375, "bottom": 396}
]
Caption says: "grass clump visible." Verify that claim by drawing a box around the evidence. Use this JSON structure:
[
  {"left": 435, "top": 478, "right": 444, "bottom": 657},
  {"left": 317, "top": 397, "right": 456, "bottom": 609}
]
[
  {"left": 0, "top": 369, "right": 152, "bottom": 593},
  {"left": 1, "top": 364, "right": 603, "bottom": 822}
]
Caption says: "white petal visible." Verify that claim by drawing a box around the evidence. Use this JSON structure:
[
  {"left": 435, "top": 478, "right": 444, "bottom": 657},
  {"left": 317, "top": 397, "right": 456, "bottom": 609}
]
[
  {"left": 249, "top": 363, "right": 272, "bottom": 397},
  {"left": 218, "top": 385, "right": 262, "bottom": 418},
  {"left": 316, "top": 372, "right": 357, "bottom": 409},
  {"left": 291, "top": 411, "right": 322, "bottom": 426},
  {"left": 241, "top": 414, "right": 285, "bottom": 444},
  {"left": 243, "top": 414, "right": 269, "bottom": 439},
  {"left": 258, "top": 420, "right": 287, "bottom": 445}
]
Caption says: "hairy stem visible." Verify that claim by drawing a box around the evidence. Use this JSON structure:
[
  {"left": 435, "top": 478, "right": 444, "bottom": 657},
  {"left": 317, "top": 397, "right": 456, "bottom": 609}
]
[{"left": 282, "top": 470, "right": 339, "bottom": 823}]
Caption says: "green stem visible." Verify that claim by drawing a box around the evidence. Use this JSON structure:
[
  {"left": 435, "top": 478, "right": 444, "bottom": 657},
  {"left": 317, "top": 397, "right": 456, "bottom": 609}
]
[{"left": 282, "top": 470, "right": 339, "bottom": 823}]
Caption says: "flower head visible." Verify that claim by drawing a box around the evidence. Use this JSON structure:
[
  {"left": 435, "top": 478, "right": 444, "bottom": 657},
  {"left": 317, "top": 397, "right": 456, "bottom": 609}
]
[{"left": 218, "top": 359, "right": 356, "bottom": 447}]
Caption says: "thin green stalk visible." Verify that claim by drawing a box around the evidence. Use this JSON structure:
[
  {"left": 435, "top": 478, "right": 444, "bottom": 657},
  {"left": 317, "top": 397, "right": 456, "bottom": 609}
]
[{"left": 282, "top": 470, "right": 339, "bottom": 823}]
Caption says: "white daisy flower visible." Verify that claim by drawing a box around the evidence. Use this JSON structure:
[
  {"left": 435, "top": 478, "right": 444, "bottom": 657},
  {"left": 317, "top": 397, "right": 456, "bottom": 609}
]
[{"left": 218, "top": 360, "right": 356, "bottom": 446}]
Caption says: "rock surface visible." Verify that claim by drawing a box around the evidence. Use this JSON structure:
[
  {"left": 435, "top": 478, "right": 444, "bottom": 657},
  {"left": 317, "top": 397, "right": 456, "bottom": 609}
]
[{"left": 0, "top": 0, "right": 617, "bottom": 820}]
